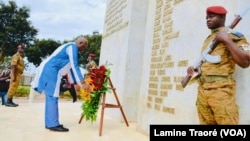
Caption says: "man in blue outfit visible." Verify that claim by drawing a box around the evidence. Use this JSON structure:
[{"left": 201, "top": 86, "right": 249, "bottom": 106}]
[{"left": 32, "top": 37, "right": 90, "bottom": 132}]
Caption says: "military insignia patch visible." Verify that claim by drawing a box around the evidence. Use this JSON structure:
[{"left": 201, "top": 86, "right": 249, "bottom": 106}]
[{"left": 232, "top": 31, "right": 244, "bottom": 37}]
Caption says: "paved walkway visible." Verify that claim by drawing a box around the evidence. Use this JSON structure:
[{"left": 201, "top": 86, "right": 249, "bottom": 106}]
[{"left": 0, "top": 96, "right": 149, "bottom": 141}]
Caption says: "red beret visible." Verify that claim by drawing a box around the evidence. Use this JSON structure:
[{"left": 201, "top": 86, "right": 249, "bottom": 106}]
[
  {"left": 206, "top": 6, "right": 227, "bottom": 15},
  {"left": 88, "top": 53, "right": 96, "bottom": 57}
]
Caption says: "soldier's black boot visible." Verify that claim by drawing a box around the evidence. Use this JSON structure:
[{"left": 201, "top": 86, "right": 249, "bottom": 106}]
[
  {"left": 5, "top": 98, "right": 18, "bottom": 107},
  {"left": 11, "top": 98, "right": 19, "bottom": 106}
]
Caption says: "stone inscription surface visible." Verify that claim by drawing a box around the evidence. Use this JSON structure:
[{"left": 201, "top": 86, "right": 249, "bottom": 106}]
[
  {"left": 103, "top": 0, "right": 128, "bottom": 38},
  {"left": 147, "top": 0, "right": 184, "bottom": 114}
]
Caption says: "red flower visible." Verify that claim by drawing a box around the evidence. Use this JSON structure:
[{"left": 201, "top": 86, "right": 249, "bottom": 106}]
[
  {"left": 90, "top": 67, "right": 107, "bottom": 90},
  {"left": 99, "top": 65, "right": 107, "bottom": 71}
]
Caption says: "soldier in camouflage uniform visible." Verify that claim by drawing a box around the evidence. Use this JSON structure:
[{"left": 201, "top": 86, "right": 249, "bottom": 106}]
[
  {"left": 187, "top": 6, "right": 250, "bottom": 124},
  {"left": 5, "top": 45, "right": 25, "bottom": 107}
]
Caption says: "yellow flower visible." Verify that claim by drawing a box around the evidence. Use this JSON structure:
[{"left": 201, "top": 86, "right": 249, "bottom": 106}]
[{"left": 79, "top": 77, "right": 95, "bottom": 102}]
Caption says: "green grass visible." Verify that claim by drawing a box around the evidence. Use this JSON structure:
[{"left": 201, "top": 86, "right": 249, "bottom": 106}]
[
  {"left": 15, "top": 85, "right": 81, "bottom": 100},
  {"left": 15, "top": 85, "right": 30, "bottom": 97}
]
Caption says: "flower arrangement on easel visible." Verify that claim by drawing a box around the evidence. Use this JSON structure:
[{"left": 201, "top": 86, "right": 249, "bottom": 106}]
[{"left": 79, "top": 64, "right": 111, "bottom": 122}]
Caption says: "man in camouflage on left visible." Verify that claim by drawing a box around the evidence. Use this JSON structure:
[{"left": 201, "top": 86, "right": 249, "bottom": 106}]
[{"left": 5, "top": 45, "right": 25, "bottom": 107}]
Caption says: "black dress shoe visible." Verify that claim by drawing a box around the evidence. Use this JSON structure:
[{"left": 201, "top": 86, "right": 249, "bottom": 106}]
[
  {"left": 45, "top": 124, "right": 63, "bottom": 129},
  {"left": 5, "top": 102, "right": 18, "bottom": 107},
  {"left": 48, "top": 125, "right": 69, "bottom": 132}
]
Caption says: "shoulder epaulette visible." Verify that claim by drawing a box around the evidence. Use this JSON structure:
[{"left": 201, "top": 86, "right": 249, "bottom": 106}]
[{"left": 231, "top": 31, "right": 244, "bottom": 38}]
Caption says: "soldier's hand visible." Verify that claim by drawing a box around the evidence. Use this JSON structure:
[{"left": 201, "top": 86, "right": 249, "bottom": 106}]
[
  {"left": 216, "top": 30, "right": 230, "bottom": 43},
  {"left": 187, "top": 66, "right": 196, "bottom": 77}
]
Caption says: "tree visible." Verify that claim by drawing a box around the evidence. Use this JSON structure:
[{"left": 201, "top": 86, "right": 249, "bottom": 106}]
[
  {"left": 25, "top": 39, "right": 62, "bottom": 67},
  {"left": 25, "top": 32, "right": 103, "bottom": 68},
  {"left": 0, "top": 1, "right": 38, "bottom": 63}
]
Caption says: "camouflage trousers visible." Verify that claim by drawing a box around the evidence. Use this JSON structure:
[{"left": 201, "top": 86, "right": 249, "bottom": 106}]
[
  {"left": 7, "top": 72, "right": 22, "bottom": 98},
  {"left": 196, "top": 78, "right": 239, "bottom": 124}
]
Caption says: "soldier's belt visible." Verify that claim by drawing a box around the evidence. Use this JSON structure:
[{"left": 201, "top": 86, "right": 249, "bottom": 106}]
[{"left": 199, "top": 75, "right": 232, "bottom": 83}]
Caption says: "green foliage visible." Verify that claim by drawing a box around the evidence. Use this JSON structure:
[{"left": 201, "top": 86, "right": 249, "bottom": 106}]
[
  {"left": 0, "top": 56, "right": 11, "bottom": 70},
  {"left": 15, "top": 85, "right": 30, "bottom": 97},
  {"left": 24, "top": 45, "right": 42, "bottom": 67},
  {"left": 15, "top": 85, "right": 80, "bottom": 100},
  {"left": 0, "top": 1, "right": 38, "bottom": 61},
  {"left": 25, "top": 33, "right": 102, "bottom": 67},
  {"left": 25, "top": 39, "right": 62, "bottom": 66}
]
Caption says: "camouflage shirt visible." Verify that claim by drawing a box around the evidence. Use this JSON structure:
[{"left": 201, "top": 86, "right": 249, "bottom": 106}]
[
  {"left": 201, "top": 27, "right": 249, "bottom": 76},
  {"left": 11, "top": 52, "right": 24, "bottom": 74}
]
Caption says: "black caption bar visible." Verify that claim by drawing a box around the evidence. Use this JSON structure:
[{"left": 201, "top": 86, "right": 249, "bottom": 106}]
[{"left": 150, "top": 125, "right": 250, "bottom": 141}]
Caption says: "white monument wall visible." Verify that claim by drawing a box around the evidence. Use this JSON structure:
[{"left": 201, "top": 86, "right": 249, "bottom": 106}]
[
  {"left": 100, "top": 0, "right": 250, "bottom": 135},
  {"left": 99, "top": 0, "right": 149, "bottom": 121}
]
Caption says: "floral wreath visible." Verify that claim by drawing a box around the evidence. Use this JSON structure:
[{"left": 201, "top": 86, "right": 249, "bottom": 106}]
[{"left": 79, "top": 64, "right": 111, "bottom": 122}]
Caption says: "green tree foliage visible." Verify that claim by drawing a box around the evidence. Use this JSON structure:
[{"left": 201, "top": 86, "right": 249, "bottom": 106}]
[
  {"left": 0, "top": 0, "right": 38, "bottom": 63},
  {"left": 25, "top": 32, "right": 102, "bottom": 68},
  {"left": 25, "top": 39, "right": 62, "bottom": 67}
]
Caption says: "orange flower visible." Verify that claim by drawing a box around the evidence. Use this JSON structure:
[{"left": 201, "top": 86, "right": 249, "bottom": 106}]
[{"left": 79, "top": 77, "right": 95, "bottom": 102}]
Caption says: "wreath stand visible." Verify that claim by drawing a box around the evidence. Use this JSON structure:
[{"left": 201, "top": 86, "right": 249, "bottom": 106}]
[{"left": 78, "top": 77, "right": 129, "bottom": 136}]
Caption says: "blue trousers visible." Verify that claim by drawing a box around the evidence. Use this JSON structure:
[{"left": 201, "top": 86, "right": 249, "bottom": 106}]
[
  {"left": 45, "top": 95, "right": 59, "bottom": 128},
  {"left": 0, "top": 92, "right": 7, "bottom": 105},
  {"left": 44, "top": 75, "right": 60, "bottom": 128}
]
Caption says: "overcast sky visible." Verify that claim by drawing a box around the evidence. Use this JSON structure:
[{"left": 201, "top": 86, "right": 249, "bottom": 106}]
[{"left": 2, "top": 0, "right": 107, "bottom": 41}]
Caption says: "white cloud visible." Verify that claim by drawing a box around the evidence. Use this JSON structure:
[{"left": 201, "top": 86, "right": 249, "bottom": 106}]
[{"left": 3, "top": 0, "right": 107, "bottom": 41}]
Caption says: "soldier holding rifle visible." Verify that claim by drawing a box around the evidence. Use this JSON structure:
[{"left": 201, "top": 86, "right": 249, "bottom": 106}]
[{"left": 186, "top": 6, "right": 250, "bottom": 124}]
